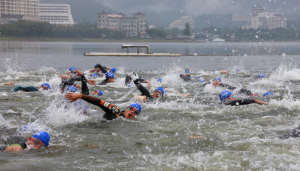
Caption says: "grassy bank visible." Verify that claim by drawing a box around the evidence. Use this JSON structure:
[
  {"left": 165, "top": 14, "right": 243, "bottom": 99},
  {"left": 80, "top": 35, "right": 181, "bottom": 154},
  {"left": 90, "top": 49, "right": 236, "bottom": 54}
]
[
  {"left": 0, "top": 37, "right": 201, "bottom": 43},
  {"left": 0, "top": 37, "right": 299, "bottom": 43}
]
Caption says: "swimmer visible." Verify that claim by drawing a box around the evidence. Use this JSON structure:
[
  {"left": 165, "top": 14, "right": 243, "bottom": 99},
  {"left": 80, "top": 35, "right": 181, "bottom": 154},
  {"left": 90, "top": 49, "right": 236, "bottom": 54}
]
[
  {"left": 204, "top": 78, "right": 255, "bottom": 96},
  {"left": 180, "top": 69, "right": 192, "bottom": 82},
  {"left": 98, "top": 72, "right": 115, "bottom": 85},
  {"left": 125, "top": 72, "right": 149, "bottom": 87},
  {"left": 132, "top": 74, "right": 164, "bottom": 103},
  {"left": 65, "top": 92, "right": 141, "bottom": 120},
  {"left": 0, "top": 131, "right": 50, "bottom": 152},
  {"left": 59, "top": 68, "right": 96, "bottom": 93},
  {"left": 90, "top": 63, "right": 116, "bottom": 74},
  {"left": 220, "top": 91, "right": 268, "bottom": 106},
  {"left": 3, "top": 82, "right": 51, "bottom": 92},
  {"left": 279, "top": 126, "right": 300, "bottom": 139}
]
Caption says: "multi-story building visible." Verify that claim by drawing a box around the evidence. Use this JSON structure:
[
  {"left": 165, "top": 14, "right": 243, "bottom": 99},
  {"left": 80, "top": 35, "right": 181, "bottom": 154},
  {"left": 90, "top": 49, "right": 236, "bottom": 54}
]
[
  {"left": 97, "top": 11, "right": 147, "bottom": 35},
  {"left": 39, "top": 4, "right": 74, "bottom": 26},
  {"left": 170, "top": 16, "right": 195, "bottom": 30},
  {"left": 0, "top": 0, "right": 40, "bottom": 24},
  {"left": 251, "top": 12, "right": 287, "bottom": 29}
]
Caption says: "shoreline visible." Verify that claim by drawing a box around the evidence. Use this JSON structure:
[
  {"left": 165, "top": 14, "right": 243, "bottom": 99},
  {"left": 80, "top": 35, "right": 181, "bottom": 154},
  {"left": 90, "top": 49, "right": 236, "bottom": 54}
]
[{"left": 0, "top": 37, "right": 299, "bottom": 43}]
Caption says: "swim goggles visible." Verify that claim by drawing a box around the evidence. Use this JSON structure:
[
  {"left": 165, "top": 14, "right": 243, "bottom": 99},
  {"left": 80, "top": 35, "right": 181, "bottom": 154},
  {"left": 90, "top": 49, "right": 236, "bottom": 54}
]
[{"left": 128, "top": 106, "right": 139, "bottom": 115}]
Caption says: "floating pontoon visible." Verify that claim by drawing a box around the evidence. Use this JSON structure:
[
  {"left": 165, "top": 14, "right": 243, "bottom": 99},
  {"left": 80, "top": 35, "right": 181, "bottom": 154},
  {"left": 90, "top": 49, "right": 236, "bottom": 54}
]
[{"left": 84, "top": 44, "right": 181, "bottom": 57}]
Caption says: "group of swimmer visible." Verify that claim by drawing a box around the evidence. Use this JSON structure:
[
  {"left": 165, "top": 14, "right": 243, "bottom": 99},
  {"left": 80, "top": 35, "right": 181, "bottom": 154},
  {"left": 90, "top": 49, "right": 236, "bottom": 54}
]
[{"left": 0, "top": 63, "right": 298, "bottom": 152}]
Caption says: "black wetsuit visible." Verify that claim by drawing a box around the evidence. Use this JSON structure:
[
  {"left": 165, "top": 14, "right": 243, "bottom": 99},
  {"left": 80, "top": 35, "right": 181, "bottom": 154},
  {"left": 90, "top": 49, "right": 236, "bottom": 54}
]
[
  {"left": 224, "top": 99, "right": 255, "bottom": 106},
  {"left": 60, "top": 75, "right": 81, "bottom": 91},
  {"left": 0, "top": 137, "right": 27, "bottom": 151},
  {"left": 81, "top": 94, "right": 124, "bottom": 120},
  {"left": 60, "top": 75, "right": 89, "bottom": 95},
  {"left": 94, "top": 63, "right": 108, "bottom": 73},
  {"left": 180, "top": 74, "right": 192, "bottom": 82},
  {"left": 125, "top": 75, "right": 147, "bottom": 85},
  {"left": 279, "top": 126, "right": 300, "bottom": 139},
  {"left": 13, "top": 86, "right": 39, "bottom": 92},
  {"left": 98, "top": 79, "right": 109, "bottom": 85},
  {"left": 203, "top": 82, "right": 252, "bottom": 95},
  {"left": 134, "top": 79, "right": 153, "bottom": 102}
]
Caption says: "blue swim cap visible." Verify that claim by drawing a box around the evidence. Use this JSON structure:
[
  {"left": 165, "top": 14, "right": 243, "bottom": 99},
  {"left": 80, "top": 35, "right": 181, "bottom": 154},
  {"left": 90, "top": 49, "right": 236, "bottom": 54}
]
[
  {"left": 220, "top": 91, "right": 232, "bottom": 101},
  {"left": 67, "top": 85, "right": 77, "bottom": 92},
  {"left": 258, "top": 73, "right": 266, "bottom": 78},
  {"left": 97, "top": 90, "right": 103, "bottom": 96},
  {"left": 263, "top": 92, "right": 273, "bottom": 97},
  {"left": 32, "top": 131, "right": 50, "bottom": 147},
  {"left": 197, "top": 77, "right": 205, "bottom": 83},
  {"left": 69, "top": 67, "right": 76, "bottom": 72},
  {"left": 213, "top": 78, "right": 221, "bottom": 82},
  {"left": 110, "top": 68, "right": 116, "bottom": 73},
  {"left": 185, "top": 69, "right": 190, "bottom": 73},
  {"left": 41, "top": 83, "right": 50, "bottom": 90},
  {"left": 91, "top": 74, "right": 99, "bottom": 78},
  {"left": 128, "top": 103, "right": 141, "bottom": 114},
  {"left": 106, "top": 72, "right": 114, "bottom": 79},
  {"left": 155, "top": 87, "right": 164, "bottom": 95},
  {"left": 157, "top": 78, "right": 163, "bottom": 82}
]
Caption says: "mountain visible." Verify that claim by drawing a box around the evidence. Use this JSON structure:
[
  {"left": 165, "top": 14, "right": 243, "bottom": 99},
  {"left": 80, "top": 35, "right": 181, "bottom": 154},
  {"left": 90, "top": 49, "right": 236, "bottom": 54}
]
[{"left": 40, "top": 0, "right": 117, "bottom": 23}]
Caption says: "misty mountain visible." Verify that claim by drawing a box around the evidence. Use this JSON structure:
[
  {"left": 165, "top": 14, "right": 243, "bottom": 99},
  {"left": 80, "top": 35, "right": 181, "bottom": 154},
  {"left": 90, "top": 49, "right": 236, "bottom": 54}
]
[
  {"left": 40, "top": 0, "right": 117, "bottom": 23},
  {"left": 95, "top": 0, "right": 300, "bottom": 28}
]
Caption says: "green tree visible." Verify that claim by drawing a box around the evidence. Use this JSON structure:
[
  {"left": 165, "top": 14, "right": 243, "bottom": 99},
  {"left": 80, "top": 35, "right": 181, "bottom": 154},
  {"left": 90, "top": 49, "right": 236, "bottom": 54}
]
[{"left": 183, "top": 23, "right": 191, "bottom": 36}]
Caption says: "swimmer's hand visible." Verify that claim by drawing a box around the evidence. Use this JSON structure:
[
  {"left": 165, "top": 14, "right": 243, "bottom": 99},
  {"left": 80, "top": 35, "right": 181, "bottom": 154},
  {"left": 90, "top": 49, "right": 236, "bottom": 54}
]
[
  {"left": 65, "top": 93, "right": 82, "bottom": 102},
  {"left": 255, "top": 99, "right": 269, "bottom": 105},
  {"left": 145, "top": 80, "right": 151, "bottom": 89},
  {"left": 74, "top": 84, "right": 82, "bottom": 89},
  {"left": 134, "top": 95, "right": 146, "bottom": 103},
  {"left": 87, "top": 80, "right": 96, "bottom": 85},
  {"left": 75, "top": 69, "right": 84, "bottom": 76}
]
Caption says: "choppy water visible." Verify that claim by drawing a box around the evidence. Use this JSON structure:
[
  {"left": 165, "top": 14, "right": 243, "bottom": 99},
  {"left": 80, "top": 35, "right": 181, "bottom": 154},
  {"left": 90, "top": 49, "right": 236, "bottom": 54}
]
[{"left": 1, "top": 41, "right": 300, "bottom": 170}]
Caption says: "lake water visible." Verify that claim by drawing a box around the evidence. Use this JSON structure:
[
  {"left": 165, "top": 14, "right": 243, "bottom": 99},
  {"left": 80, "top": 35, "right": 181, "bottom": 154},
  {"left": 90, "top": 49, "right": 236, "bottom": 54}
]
[{"left": 1, "top": 41, "right": 300, "bottom": 170}]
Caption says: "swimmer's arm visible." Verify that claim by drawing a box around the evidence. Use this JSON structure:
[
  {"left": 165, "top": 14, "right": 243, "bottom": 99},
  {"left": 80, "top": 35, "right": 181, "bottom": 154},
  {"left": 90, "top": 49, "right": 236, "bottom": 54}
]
[
  {"left": 98, "top": 64, "right": 107, "bottom": 73},
  {"left": 79, "top": 94, "right": 112, "bottom": 113},
  {"left": 134, "top": 81, "right": 151, "bottom": 97},
  {"left": 89, "top": 68, "right": 96, "bottom": 73},
  {"left": 2, "top": 82, "right": 14, "bottom": 86},
  {"left": 106, "top": 67, "right": 112, "bottom": 70},
  {"left": 4, "top": 144, "right": 24, "bottom": 152},
  {"left": 134, "top": 95, "right": 146, "bottom": 103},
  {"left": 255, "top": 99, "right": 269, "bottom": 105},
  {"left": 220, "top": 83, "right": 236, "bottom": 90},
  {"left": 220, "top": 70, "right": 229, "bottom": 74}
]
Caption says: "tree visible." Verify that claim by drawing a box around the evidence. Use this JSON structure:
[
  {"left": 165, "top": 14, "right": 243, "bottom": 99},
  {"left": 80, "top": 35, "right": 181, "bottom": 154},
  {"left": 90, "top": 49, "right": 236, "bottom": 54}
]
[{"left": 183, "top": 23, "right": 191, "bottom": 36}]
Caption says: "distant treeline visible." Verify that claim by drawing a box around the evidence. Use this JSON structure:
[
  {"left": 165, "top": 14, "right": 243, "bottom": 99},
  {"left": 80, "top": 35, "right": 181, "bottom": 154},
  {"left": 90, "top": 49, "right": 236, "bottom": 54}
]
[
  {"left": 1, "top": 20, "right": 125, "bottom": 38},
  {"left": 203, "top": 27, "right": 300, "bottom": 41},
  {"left": 1, "top": 20, "right": 300, "bottom": 41}
]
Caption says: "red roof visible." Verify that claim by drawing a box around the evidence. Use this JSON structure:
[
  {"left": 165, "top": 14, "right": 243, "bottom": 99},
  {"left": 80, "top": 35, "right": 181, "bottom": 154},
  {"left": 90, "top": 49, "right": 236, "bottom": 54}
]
[{"left": 133, "top": 11, "right": 146, "bottom": 15}]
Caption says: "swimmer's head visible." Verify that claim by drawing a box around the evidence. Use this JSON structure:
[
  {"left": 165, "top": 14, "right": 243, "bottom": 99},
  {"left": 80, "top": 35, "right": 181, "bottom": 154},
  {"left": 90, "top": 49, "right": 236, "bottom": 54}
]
[
  {"left": 213, "top": 78, "right": 221, "bottom": 82},
  {"left": 69, "top": 67, "right": 76, "bottom": 73},
  {"left": 153, "top": 87, "right": 164, "bottom": 98},
  {"left": 41, "top": 83, "right": 50, "bottom": 90},
  {"left": 106, "top": 72, "right": 115, "bottom": 83},
  {"left": 185, "top": 69, "right": 190, "bottom": 74},
  {"left": 220, "top": 91, "right": 232, "bottom": 101},
  {"left": 67, "top": 85, "right": 77, "bottom": 92},
  {"left": 258, "top": 73, "right": 266, "bottom": 78},
  {"left": 110, "top": 68, "right": 116, "bottom": 73},
  {"left": 263, "top": 92, "right": 273, "bottom": 97},
  {"left": 27, "top": 131, "right": 50, "bottom": 149},
  {"left": 92, "top": 90, "right": 103, "bottom": 96},
  {"left": 91, "top": 74, "right": 99, "bottom": 78}
]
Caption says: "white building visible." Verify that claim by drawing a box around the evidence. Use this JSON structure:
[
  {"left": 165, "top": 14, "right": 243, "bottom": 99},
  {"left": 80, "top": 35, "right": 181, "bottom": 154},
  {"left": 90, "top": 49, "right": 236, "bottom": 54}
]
[
  {"left": 97, "top": 11, "right": 147, "bottom": 35},
  {"left": 0, "top": 0, "right": 40, "bottom": 24},
  {"left": 39, "top": 4, "right": 74, "bottom": 26},
  {"left": 170, "top": 16, "right": 195, "bottom": 30},
  {"left": 251, "top": 12, "right": 287, "bottom": 29}
]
